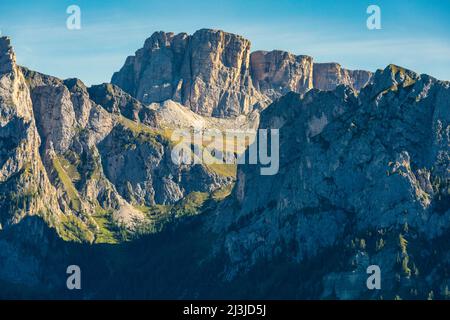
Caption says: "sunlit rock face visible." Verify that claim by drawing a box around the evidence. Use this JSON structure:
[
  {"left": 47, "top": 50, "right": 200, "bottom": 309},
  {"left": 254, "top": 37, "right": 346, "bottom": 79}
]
[
  {"left": 0, "top": 37, "right": 63, "bottom": 232},
  {"left": 112, "top": 29, "right": 372, "bottom": 119},
  {"left": 250, "top": 50, "right": 314, "bottom": 98},
  {"left": 313, "top": 62, "right": 373, "bottom": 91},
  {"left": 112, "top": 29, "right": 265, "bottom": 117},
  {"left": 213, "top": 65, "right": 449, "bottom": 298}
]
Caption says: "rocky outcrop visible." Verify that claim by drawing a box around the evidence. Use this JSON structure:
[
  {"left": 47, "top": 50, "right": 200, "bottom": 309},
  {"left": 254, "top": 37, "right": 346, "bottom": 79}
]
[
  {"left": 0, "top": 37, "right": 15, "bottom": 74},
  {"left": 181, "top": 29, "right": 265, "bottom": 117},
  {"left": 347, "top": 69, "right": 373, "bottom": 90},
  {"left": 313, "top": 62, "right": 372, "bottom": 91},
  {"left": 21, "top": 68, "right": 234, "bottom": 238},
  {"left": 112, "top": 29, "right": 373, "bottom": 118},
  {"left": 88, "top": 83, "right": 157, "bottom": 127},
  {"left": 98, "top": 124, "right": 230, "bottom": 205},
  {"left": 0, "top": 37, "right": 63, "bottom": 231},
  {"left": 213, "top": 64, "right": 449, "bottom": 298},
  {"left": 112, "top": 29, "right": 265, "bottom": 117},
  {"left": 0, "top": 38, "right": 236, "bottom": 243},
  {"left": 250, "top": 50, "right": 313, "bottom": 98},
  {"left": 111, "top": 31, "right": 188, "bottom": 105}
]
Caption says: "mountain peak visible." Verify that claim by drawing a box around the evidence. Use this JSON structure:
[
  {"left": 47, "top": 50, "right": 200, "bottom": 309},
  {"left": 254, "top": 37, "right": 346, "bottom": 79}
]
[
  {"left": 0, "top": 36, "right": 16, "bottom": 74},
  {"left": 112, "top": 28, "right": 373, "bottom": 118},
  {"left": 193, "top": 28, "right": 249, "bottom": 40},
  {"left": 143, "top": 31, "right": 188, "bottom": 49},
  {"left": 112, "top": 28, "right": 259, "bottom": 117},
  {"left": 369, "top": 64, "right": 419, "bottom": 95},
  {"left": 385, "top": 64, "right": 418, "bottom": 79}
]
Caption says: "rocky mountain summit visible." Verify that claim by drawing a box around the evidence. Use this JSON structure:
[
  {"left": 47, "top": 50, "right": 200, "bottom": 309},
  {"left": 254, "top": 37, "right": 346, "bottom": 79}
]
[
  {"left": 112, "top": 29, "right": 265, "bottom": 117},
  {"left": 0, "top": 37, "right": 63, "bottom": 232},
  {"left": 112, "top": 29, "right": 372, "bottom": 117},
  {"left": 212, "top": 64, "right": 450, "bottom": 298},
  {"left": 0, "top": 30, "right": 448, "bottom": 300}
]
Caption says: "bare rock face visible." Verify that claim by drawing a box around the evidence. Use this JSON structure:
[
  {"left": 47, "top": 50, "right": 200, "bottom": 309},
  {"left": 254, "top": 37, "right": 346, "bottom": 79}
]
[
  {"left": 17, "top": 68, "right": 234, "bottom": 241},
  {"left": 213, "top": 64, "right": 450, "bottom": 298},
  {"left": 1, "top": 49, "right": 235, "bottom": 244},
  {"left": 112, "top": 31, "right": 188, "bottom": 105},
  {"left": 98, "top": 124, "right": 230, "bottom": 206},
  {"left": 0, "top": 37, "right": 63, "bottom": 231},
  {"left": 250, "top": 50, "right": 313, "bottom": 98},
  {"left": 88, "top": 83, "right": 157, "bottom": 127},
  {"left": 0, "top": 37, "right": 15, "bottom": 74},
  {"left": 347, "top": 69, "right": 373, "bottom": 91},
  {"left": 112, "top": 29, "right": 374, "bottom": 118},
  {"left": 112, "top": 29, "right": 264, "bottom": 117},
  {"left": 25, "top": 75, "right": 79, "bottom": 153},
  {"left": 180, "top": 29, "right": 264, "bottom": 117},
  {"left": 313, "top": 62, "right": 372, "bottom": 91},
  {"left": 313, "top": 63, "right": 350, "bottom": 90}
]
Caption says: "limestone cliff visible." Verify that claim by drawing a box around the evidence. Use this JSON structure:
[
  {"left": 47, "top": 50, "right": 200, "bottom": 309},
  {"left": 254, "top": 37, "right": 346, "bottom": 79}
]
[
  {"left": 0, "top": 37, "right": 63, "bottom": 232},
  {"left": 250, "top": 50, "right": 314, "bottom": 98},
  {"left": 112, "top": 29, "right": 265, "bottom": 117},
  {"left": 0, "top": 38, "right": 235, "bottom": 243},
  {"left": 213, "top": 64, "right": 449, "bottom": 298},
  {"left": 112, "top": 29, "right": 372, "bottom": 118},
  {"left": 313, "top": 62, "right": 372, "bottom": 91}
]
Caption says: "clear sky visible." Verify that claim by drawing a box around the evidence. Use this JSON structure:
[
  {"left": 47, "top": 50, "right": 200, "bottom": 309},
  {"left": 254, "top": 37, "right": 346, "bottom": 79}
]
[{"left": 0, "top": 0, "right": 449, "bottom": 85}]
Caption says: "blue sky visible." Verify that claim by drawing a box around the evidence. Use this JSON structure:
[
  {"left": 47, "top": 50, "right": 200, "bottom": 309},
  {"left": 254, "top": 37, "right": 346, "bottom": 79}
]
[{"left": 0, "top": 0, "right": 449, "bottom": 85}]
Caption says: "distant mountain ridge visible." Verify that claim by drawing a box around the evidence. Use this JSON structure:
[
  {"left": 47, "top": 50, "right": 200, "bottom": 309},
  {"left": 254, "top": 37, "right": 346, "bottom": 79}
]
[{"left": 112, "top": 29, "right": 373, "bottom": 117}]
